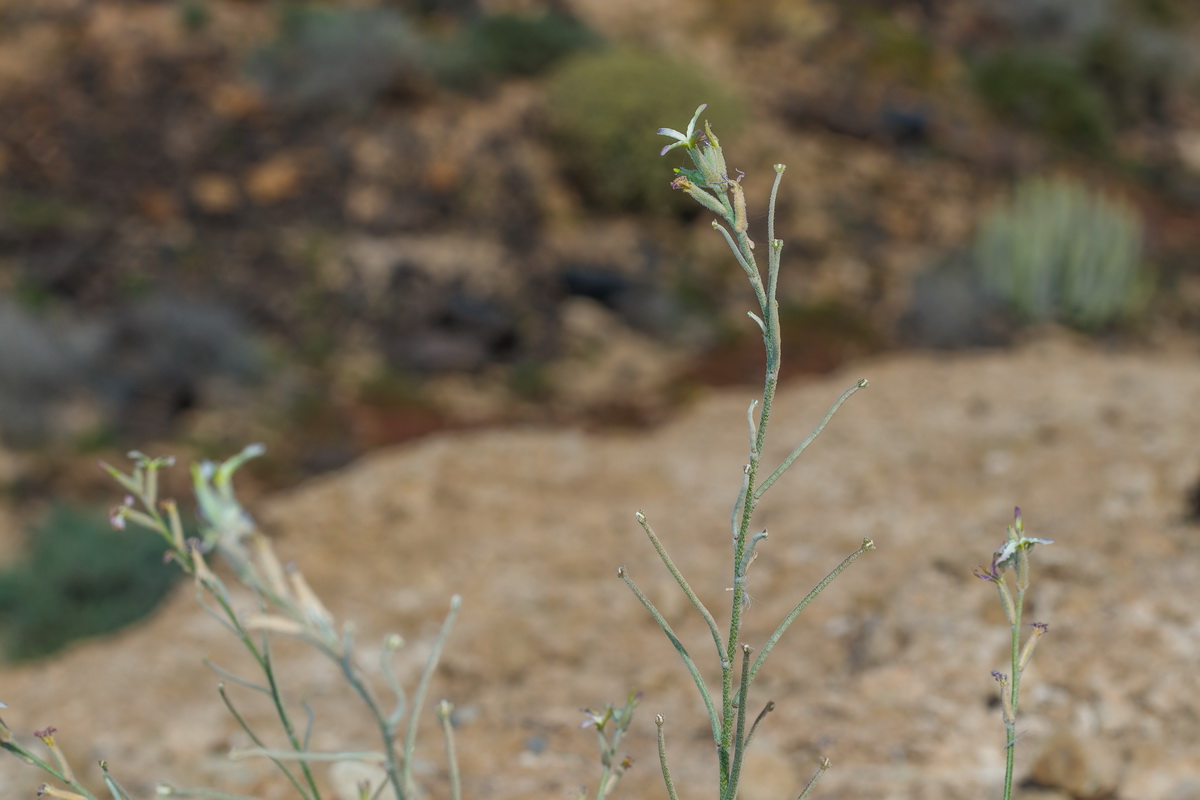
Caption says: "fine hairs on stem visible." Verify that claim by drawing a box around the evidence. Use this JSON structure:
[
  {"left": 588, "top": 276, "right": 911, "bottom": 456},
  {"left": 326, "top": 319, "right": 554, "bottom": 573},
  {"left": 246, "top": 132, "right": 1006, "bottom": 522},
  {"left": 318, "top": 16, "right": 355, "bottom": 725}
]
[
  {"left": 974, "top": 507, "right": 1053, "bottom": 800},
  {"left": 624, "top": 104, "right": 874, "bottom": 800}
]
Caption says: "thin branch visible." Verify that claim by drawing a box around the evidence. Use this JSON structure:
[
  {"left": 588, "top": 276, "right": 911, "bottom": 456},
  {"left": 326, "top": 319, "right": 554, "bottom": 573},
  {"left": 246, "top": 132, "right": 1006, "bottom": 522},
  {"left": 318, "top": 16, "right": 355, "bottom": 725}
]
[
  {"left": 203, "top": 660, "right": 271, "bottom": 695},
  {"left": 402, "top": 595, "right": 461, "bottom": 797},
  {"left": 796, "top": 757, "right": 831, "bottom": 800},
  {"left": 216, "top": 683, "right": 311, "bottom": 800},
  {"left": 619, "top": 567, "right": 721, "bottom": 746},
  {"left": 655, "top": 715, "right": 680, "bottom": 800},
  {"left": 744, "top": 700, "right": 775, "bottom": 752},
  {"left": 749, "top": 539, "right": 875, "bottom": 684},
  {"left": 636, "top": 511, "right": 724, "bottom": 660},
  {"left": 712, "top": 221, "right": 768, "bottom": 316},
  {"left": 436, "top": 701, "right": 462, "bottom": 800},
  {"left": 756, "top": 379, "right": 869, "bottom": 498}
]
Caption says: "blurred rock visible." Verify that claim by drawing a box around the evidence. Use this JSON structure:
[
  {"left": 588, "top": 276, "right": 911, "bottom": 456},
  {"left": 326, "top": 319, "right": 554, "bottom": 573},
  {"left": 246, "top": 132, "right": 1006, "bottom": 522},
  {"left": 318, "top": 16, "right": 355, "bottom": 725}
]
[
  {"left": 245, "top": 153, "right": 304, "bottom": 205},
  {"left": 190, "top": 173, "right": 240, "bottom": 215},
  {"left": 207, "top": 81, "right": 265, "bottom": 120},
  {"left": 134, "top": 185, "right": 180, "bottom": 224},
  {"left": 344, "top": 182, "right": 391, "bottom": 226},
  {"left": 243, "top": 6, "right": 429, "bottom": 112},
  {"left": 897, "top": 257, "right": 1013, "bottom": 348},
  {"left": 543, "top": 297, "right": 683, "bottom": 419},
  {"left": 1029, "top": 729, "right": 1120, "bottom": 799},
  {"left": 0, "top": 294, "right": 264, "bottom": 445}
]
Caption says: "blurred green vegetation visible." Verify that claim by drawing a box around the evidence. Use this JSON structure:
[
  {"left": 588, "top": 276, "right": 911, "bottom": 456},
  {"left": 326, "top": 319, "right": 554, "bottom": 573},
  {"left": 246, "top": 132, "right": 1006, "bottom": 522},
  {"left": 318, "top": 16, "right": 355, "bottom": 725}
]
[
  {"left": 973, "top": 175, "right": 1150, "bottom": 330},
  {"left": 859, "top": 13, "right": 941, "bottom": 89},
  {"left": 969, "top": 2, "right": 1193, "bottom": 153},
  {"left": 245, "top": 4, "right": 425, "bottom": 110},
  {"left": 434, "top": 11, "right": 602, "bottom": 90},
  {"left": 971, "top": 47, "right": 1113, "bottom": 153},
  {"left": 247, "top": 3, "right": 603, "bottom": 102},
  {"left": 1124, "top": 0, "right": 1199, "bottom": 26},
  {"left": 0, "top": 504, "right": 184, "bottom": 662},
  {"left": 1078, "top": 29, "right": 1176, "bottom": 127},
  {"left": 545, "top": 50, "right": 743, "bottom": 213},
  {"left": 507, "top": 361, "right": 553, "bottom": 401},
  {"left": 177, "top": 0, "right": 212, "bottom": 34}
]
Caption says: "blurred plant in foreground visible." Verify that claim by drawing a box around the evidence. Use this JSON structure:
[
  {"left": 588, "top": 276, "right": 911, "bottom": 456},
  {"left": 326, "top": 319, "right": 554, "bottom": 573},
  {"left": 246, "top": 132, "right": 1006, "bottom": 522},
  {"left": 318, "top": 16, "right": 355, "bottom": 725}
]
[
  {"left": 577, "top": 691, "right": 640, "bottom": 800},
  {"left": 3, "top": 446, "right": 461, "bottom": 800}
]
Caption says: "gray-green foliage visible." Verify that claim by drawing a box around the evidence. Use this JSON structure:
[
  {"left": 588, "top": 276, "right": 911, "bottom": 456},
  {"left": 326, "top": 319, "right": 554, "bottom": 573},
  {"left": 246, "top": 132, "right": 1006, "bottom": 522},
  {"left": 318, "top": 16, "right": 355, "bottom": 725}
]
[
  {"left": 973, "top": 176, "right": 1149, "bottom": 329},
  {"left": 246, "top": 6, "right": 425, "bottom": 110}
]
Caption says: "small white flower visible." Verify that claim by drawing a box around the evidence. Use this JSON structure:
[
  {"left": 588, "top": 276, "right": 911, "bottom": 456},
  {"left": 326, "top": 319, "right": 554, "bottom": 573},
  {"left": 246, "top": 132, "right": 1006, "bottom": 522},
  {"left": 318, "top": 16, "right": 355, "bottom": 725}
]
[
  {"left": 994, "top": 535, "right": 1054, "bottom": 568},
  {"left": 658, "top": 104, "right": 707, "bottom": 156}
]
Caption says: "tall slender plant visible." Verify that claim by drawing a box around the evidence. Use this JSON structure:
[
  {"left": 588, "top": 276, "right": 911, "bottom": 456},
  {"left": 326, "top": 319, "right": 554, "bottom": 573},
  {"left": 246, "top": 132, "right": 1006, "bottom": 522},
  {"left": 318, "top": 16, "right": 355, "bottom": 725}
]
[
  {"left": 619, "top": 104, "right": 874, "bottom": 800},
  {"left": 975, "top": 508, "right": 1053, "bottom": 800}
]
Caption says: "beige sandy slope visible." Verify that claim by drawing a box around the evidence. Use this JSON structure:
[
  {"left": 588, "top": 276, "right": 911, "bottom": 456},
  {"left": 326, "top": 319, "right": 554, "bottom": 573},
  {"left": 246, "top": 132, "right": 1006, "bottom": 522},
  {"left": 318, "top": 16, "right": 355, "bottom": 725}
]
[{"left": 3, "top": 337, "right": 1199, "bottom": 800}]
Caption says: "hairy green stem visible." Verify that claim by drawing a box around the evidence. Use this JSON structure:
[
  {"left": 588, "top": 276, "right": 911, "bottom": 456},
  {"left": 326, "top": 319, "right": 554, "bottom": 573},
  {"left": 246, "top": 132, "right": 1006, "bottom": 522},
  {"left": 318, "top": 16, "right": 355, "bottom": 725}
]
[
  {"left": 655, "top": 715, "right": 680, "bottom": 800},
  {"left": 1003, "top": 587, "right": 1025, "bottom": 800},
  {"left": 724, "top": 645, "right": 755, "bottom": 800}
]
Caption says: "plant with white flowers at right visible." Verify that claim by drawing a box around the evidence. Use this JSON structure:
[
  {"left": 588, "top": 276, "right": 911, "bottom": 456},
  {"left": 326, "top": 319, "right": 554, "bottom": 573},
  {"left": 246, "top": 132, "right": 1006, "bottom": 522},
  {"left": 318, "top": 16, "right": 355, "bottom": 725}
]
[{"left": 975, "top": 507, "right": 1053, "bottom": 800}]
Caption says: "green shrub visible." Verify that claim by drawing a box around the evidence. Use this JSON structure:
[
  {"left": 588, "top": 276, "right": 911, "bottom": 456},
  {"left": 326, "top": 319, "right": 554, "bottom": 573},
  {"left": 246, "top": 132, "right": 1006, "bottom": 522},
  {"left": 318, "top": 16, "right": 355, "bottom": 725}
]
[
  {"left": 466, "top": 12, "right": 601, "bottom": 78},
  {"left": 431, "top": 11, "right": 602, "bottom": 92},
  {"left": 973, "top": 175, "right": 1150, "bottom": 329},
  {"left": 971, "top": 47, "right": 1113, "bottom": 152},
  {"left": 545, "top": 51, "right": 742, "bottom": 213},
  {"left": 0, "top": 504, "right": 183, "bottom": 661}
]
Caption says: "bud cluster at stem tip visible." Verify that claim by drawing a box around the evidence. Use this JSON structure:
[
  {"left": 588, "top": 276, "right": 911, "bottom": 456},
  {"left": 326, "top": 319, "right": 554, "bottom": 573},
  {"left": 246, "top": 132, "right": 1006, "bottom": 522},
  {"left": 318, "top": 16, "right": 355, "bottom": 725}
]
[{"left": 658, "top": 104, "right": 752, "bottom": 243}]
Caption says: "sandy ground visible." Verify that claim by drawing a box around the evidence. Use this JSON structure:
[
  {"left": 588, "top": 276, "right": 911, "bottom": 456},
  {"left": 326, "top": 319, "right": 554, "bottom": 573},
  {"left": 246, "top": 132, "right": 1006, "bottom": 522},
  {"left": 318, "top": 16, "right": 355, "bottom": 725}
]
[{"left": 3, "top": 336, "right": 1200, "bottom": 800}]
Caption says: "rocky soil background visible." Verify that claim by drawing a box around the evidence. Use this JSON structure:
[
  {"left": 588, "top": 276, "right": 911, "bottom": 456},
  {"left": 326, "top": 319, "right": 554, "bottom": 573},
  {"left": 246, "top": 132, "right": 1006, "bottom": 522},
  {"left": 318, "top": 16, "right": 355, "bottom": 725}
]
[
  {"left": 2, "top": 337, "right": 1200, "bottom": 800},
  {"left": 3, "top": 1, "right": 1200, "bottom": 798}
]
